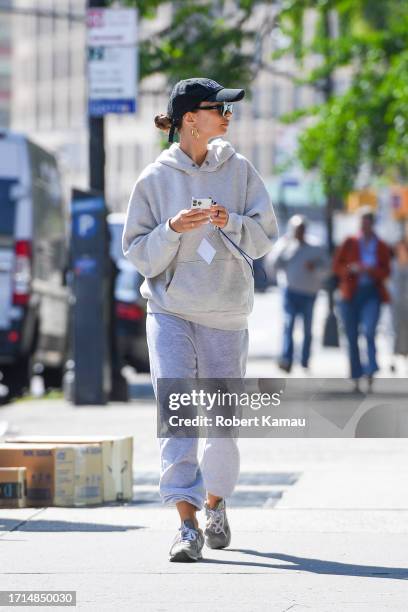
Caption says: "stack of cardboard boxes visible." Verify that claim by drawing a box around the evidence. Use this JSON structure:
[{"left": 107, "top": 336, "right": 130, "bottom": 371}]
[{"left": 0, "top": 436, "right": 133, "bottom": 508}]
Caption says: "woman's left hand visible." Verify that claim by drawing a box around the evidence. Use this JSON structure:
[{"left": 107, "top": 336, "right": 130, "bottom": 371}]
[{"left": 209, "top": 203, "right": 229, "bottom": 229}]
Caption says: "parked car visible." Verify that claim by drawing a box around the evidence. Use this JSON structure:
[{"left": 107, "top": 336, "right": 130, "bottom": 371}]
[
  {"left": 0, "top": 131, "right": 69, "bottom": 401},
  {"left": 107, "top": 212, "right": 150, "bottom": 373}
]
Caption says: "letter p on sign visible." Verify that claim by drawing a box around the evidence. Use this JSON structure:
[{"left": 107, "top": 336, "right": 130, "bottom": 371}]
[{"left": 78, "top": 214, "right": 96, "bottom": 238}]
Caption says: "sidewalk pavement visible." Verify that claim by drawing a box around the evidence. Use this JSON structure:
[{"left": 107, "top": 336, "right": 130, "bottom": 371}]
[
  {"left": 0, "top": 290, "right": 407, "bottom": 611},
  {"left": 1, "top": 505, "right": 407, "bottom": 611},
  {"left": 1, "top": 396, "right": 407, "bottom": 611}
]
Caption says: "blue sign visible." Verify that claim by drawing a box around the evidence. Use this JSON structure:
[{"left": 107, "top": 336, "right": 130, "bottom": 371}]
[
  {"left": 72, "top": 197, "right": 104, "bottom": 213},
  {"left": 73, "top": 214, "right": 99, "bottom": 239},
  {"left": 74, "top": 256, "right": 98, "bottom": 277},
  {"left": 89, "top": 99, "right": 136, "bottom": 117}
]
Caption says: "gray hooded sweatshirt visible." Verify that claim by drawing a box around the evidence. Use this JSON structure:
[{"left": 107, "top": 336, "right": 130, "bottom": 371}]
[{"left": 122, "top": 137, "right": 278, "bottom": 330}]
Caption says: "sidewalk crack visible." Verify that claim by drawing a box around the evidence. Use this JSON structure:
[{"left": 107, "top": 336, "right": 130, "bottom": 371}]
[{"left": 0, "top": 508, "right": 47, "bottom": 537}]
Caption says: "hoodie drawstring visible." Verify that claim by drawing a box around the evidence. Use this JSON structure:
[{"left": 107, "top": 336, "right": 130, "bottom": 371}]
[
  {"left": 217, "top": 227, "right": 254, "bottom": 278},
  {"left": 217, "top": 227, "right": 267, "bottom": 283}
]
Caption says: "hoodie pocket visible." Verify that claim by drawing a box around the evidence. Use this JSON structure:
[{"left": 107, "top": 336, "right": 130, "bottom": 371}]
[{"left": 165, "top": 258, "right": 252, "bottom": 313}]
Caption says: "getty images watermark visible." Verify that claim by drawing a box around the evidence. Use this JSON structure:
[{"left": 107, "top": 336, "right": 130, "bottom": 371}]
[
  {"left": 157, "top": 378, "right": 408, "bottom": 438},
  {"left": 165, "top": 387, "right": 305, "bottom": 430}
]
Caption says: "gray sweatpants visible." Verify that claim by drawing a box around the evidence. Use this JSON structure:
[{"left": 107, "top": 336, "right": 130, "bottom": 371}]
[{"left": 146, "top": 312, "right": 249, "bottom": 510}]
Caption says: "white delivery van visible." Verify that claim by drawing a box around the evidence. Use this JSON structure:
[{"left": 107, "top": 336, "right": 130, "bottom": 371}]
[{"left": 0, "top": 131, "right": 69, "bottom": 400}]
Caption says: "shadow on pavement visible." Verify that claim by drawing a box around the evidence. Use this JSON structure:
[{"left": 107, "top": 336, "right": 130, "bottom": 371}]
[
  {"left": 133, "top": 471, "right": 300, "bottom": 486},
  {"left": 236, "top": 472, "right": 300, "bottom": 486},
  {"left": 130, "top": 471, "right": 300, "bottom": 508},
  {"left": 203, "top": 549, "right": 408, "bottom": 579},
  {"left": 0, "top": 518, "right": 144, "bottom": 532}
]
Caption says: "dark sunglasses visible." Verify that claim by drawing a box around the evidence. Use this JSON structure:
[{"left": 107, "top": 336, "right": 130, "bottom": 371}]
[{"left": 196, "top": 102, "right": 234, "bottom": 117}]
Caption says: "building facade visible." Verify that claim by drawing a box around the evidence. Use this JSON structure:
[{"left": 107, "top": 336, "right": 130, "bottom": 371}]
[
  {"left": 0, "top": 0, "right": 12, "bottom": 127},
  {"left": 9, "top": 1, "right": 323, "bottom": 212}
]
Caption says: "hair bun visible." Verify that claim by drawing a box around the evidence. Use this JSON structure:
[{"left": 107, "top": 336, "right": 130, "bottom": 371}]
[{"left": 155, "top": 114, "right": 172, "bottom": 131}]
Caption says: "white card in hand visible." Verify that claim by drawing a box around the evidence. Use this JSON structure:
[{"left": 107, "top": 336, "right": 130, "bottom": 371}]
[{"left": 197, "top": 238, "right": 216, "bottom": 264}]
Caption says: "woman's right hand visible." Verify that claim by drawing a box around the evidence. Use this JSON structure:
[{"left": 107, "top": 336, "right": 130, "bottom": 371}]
[{"left": 169, "top": 208, "right": 211, "bottom": 233}]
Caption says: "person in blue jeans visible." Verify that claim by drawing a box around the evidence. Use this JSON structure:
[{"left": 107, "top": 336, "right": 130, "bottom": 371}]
[
  {"left": 282, "top": 286, "right": 316, "bottom": 370},
  {"left": 270, "top": 215, "right": 330, "bottom": 373},
  {"left": 334, "top": 208, "right": 391, "bottom": 392},
  {"left": 338, "top": 285, "right": 381, "bottom": 386}
]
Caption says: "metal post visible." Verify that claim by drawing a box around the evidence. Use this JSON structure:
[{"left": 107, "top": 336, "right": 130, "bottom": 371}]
[
  {"left": 87, "top": 0, "right": 107, "bottom": 192},
  {"left": 322, "top": 9, "right": 340, "bottom": 347},
  {"left": 87, "top": 0, "right": 128, "bottom": 401}
]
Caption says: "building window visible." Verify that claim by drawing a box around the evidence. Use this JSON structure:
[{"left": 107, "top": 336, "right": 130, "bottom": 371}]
[
  {"left": 251, "top": 87, "right": 261, "bottom": 119},
  {"left": 38, "top": 89, "right": 52, "bottom": 130},
  {"left": 54, "top": 49, "right": 68, "bottom": 80},
  {"left": 314, "top": 89, "right": 324, "bottom": 105},
  {"left": 70, "top": 85, "right": 85, "bottom": 129},
  {"left": 56, "top": 87, "right": 69, "bottom": 129},
  {"left": 271, "top": 143, "right": 278, "bottom": 168},
  {"left": 271, "top": 85, "right": 281, "bottom": 118},
  {"left": 117, "top": 144, "right": 123, "bottom": 174},
  {"left": 251, "top": 144, "right": 261, "bottom": 171},
  {"left": 37, "top": 12, "right": 52, "bottom": 36},
  {"left": 0, "top": 74, "right": 9, "bottom": 90},
  {"left": 135, "top": 143, "right": 142, "bottom": 170},
  {"left": 0, "top": 109, "right": 9, "bottom": 127},
  {"left": 293, "top": 85, "right": 302, "bottom": 110},
  {"left": 124, "top": 144, "right": 134, "bottom": 174}
]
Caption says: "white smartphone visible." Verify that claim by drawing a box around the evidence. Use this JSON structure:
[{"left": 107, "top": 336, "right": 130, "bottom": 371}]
[{"left": 191, "top": 197, "right": 214, "bottom": 209}]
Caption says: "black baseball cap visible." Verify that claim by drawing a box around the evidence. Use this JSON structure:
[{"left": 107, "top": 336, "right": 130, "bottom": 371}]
[{"left": 167, "top": 77, "right": 245, "bottom": 143}]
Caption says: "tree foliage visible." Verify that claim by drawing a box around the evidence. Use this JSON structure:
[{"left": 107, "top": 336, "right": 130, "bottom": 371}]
[
  {"left": 121, "top": 0, "right": 276, "bottom": 91},
  {"left": 278, "top": 0, "right": 408, "bottom": 196},
  {"left": 118, "top": 0, "right": 407, "bottom": 195}
]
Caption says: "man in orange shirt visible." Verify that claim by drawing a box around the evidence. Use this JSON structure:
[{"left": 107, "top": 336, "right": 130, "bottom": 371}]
[{"left": 333, "top": 208, "right": 391, "bottom": 391}]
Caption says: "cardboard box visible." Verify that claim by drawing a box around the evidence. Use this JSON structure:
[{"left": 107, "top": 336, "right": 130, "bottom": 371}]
[
  {"left": 0, "top": 444, "right": 75, "bottom": 506},
  {"left": 69, "top": 444, "right": 103, "bottom": 506},
  {"left": 0, "top": 444, "right": 103, "bottom": 507},
  {"left": 6, "top": 436, "right": 133, "bottom": 502},
  {"left": 0, "top": 467, "right": 27, "bottom": 508}
]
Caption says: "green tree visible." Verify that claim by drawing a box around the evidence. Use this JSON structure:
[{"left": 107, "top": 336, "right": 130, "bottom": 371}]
[
  {"left": 121, "top": 0, "right": 279, "bottom": 91},
  {"left": 118, "top": 0, "right": 408, "bottom": 196},
  {"left": 277, "top": 0, "right": 408, "bottom": 197}
]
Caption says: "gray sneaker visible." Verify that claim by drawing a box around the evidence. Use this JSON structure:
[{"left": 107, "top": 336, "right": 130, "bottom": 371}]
[
  {"left": 169, "top": 519, "right": 204, "bottom": 562},
  {"left": 204, "top": 498, "right": 231, "bottom": 549}
]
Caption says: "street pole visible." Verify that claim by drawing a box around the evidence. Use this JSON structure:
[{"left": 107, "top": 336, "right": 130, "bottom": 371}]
[
  {"left": 88, "top": 0, "right": 106, "bottom": 196},
  {"left": 322, "top": 8, "right": 340, "bottom": 348},
  {"left": 87, "top": 0, "right": 128, "bottom": 401},
  {"left": 89, "top": 113, "right": 105, "bottom": 195}
]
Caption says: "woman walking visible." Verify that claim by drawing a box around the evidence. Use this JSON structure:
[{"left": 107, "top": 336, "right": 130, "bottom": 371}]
[{"left": 122, "top": 78, "right": 278, "bottom": 562}]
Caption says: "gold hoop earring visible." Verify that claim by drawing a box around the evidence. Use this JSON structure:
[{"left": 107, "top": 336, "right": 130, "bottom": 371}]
[{"left": 191, "top": 127, "right": 200, "bottom": 139}]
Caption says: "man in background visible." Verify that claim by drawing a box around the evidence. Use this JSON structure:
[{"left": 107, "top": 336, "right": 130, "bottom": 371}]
[
  {"left": 333, "top": 207, "right": 391, "bottom": 392},
  {"left": 270, "top": 215, "right": 330, "bottom": 373}
]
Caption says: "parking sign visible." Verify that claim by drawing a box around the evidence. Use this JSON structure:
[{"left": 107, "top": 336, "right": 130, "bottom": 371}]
[{"left": 87, "top": 8, "right": 138, "bottom": 116}]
